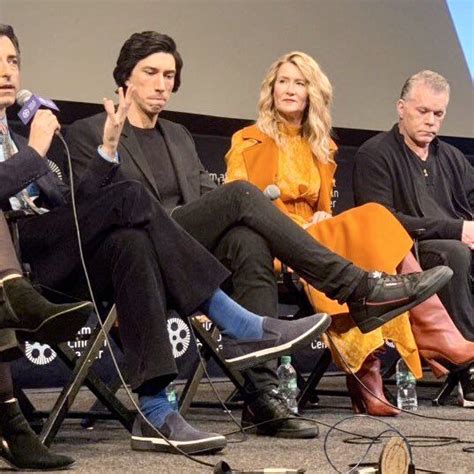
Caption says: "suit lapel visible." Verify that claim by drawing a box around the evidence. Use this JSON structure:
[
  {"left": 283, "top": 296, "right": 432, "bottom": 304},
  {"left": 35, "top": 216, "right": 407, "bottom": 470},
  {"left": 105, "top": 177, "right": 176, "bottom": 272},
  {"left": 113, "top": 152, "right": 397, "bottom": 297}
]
[
  {"left": 119, "top": 120, "right": 161, "bottom": 200},
  {"left": 158, "top": 120, "right": 192, "bottom": 203}
]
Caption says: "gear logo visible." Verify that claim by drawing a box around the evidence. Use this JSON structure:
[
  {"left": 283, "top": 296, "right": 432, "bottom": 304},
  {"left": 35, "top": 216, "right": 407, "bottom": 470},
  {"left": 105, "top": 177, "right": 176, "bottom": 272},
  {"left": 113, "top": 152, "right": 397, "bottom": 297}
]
[
  {"left": 25, "top": 342, "right": 57, "bottom": 365},
  {"left": 167, "top": 318, "right": 191, "bottom": 358}
]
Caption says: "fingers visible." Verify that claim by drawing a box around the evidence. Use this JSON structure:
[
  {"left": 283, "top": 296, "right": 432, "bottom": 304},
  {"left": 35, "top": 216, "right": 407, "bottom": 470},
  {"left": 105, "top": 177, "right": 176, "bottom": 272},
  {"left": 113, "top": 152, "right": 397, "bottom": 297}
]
[
  {"left": 28, "top": 110, "right": 60, "bottom": 157},
  {"left": 31, "top": 109, "right": 60, "bottom": 135},
  {"left": 103, "top": 97, "right": 118, "bottom": 126},
  {"left": 103, "top": 85, "right": 134, "bottom": 123}
]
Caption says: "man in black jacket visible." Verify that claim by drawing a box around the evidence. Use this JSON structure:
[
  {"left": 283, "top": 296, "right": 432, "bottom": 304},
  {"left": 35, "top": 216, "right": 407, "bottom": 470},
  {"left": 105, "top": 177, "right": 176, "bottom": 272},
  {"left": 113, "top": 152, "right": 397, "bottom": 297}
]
[
  {"left": 1, "top": 24, "right": 344, "bottom": 455},
  {"left": 67, "top": 31, "right": 453, "bottom": 435},
  {"left": 353, "top": 70, "right": 473, "bottom": 403}
]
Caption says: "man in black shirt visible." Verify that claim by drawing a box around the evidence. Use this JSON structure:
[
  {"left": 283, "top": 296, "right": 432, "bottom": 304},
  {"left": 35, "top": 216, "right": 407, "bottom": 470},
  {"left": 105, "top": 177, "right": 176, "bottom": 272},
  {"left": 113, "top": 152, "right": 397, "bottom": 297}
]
[
  {"left": 67, "top": 33, "right": 451, "bottom": 437},
  {"left": 353, "top": 70, "right": 474, "bottom": 405}
]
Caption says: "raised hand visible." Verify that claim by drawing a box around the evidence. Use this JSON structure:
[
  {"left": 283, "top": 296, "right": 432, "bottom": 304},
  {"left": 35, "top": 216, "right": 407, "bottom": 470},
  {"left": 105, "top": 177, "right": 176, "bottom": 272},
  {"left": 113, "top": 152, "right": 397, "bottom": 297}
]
[
  {"left": 27, "top": 110, "right": 60, "bottom": 158},
  {"left": 101, "top": 85, "right": 134, "bottom": 160}
]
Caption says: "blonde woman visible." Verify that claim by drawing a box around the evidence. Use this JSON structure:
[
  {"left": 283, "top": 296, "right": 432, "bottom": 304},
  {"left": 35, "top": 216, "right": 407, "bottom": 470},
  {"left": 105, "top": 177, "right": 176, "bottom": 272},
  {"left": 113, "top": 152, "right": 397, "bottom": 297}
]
[{"left": 225, "top": 52, "right": 474, "bottom": 415}]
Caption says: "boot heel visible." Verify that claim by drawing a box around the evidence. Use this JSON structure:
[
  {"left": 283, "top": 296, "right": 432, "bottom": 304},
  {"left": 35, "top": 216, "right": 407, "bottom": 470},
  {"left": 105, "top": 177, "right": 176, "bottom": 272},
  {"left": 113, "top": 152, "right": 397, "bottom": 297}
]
[
  {"left": 419, "top": 351, "right": 449, "bottom": 378},
  {"left": 350, "top": 396, "right": 366, "bottom": 414}
]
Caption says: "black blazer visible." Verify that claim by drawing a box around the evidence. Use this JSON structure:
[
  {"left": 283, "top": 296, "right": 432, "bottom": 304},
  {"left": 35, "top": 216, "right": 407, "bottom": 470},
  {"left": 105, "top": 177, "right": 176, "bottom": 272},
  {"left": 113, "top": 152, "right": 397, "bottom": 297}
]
[
  {"left": 0, "top": 132, "right": 69, "bottom": 210},
  {"left": 66, "top": 112, "right": 216, "bottom": 205}
]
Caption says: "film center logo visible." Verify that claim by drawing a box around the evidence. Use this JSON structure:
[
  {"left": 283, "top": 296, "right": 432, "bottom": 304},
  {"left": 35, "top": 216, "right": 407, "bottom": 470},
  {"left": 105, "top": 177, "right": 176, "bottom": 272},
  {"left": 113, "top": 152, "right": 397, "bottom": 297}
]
[
  {"left": 167, "top": 317, "right": 191, "bottom": 358},
  {"left": 24, "top": 326, "right": 107, "bottom": 366},
  {"left": 25, "top": 341, "right": 57, "bottom": 365},
  {"left": 25, "top": 318, "right": 193, "bottom": 366}
]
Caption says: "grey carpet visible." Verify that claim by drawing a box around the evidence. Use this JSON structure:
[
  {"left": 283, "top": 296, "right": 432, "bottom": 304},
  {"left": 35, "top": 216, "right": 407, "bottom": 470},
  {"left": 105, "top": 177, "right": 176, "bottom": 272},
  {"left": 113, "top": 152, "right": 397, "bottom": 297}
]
[{"left": 11, "top": 376, "right": 474, "bottom": 474}]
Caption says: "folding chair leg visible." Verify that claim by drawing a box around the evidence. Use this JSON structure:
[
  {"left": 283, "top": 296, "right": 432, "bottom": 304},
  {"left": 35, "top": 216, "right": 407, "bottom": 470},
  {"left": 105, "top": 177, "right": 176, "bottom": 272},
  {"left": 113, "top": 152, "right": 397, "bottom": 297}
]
[
  {"left": 297, "top": 348, "right": 332, "bottom": 410},
  {"left": 179, "top": 349, "right": 211, "bottom": 416},
  {"left": 432, "top": 372, "right": 460, "bottom": 406},
  {"left": 179, "top": 318, "right": 255, "bottom": 413},
  {"left": 80, "top": 377, "right": 125, "bottom": 429},
  {"left": 39, "top": 307, "right": 134, "bottom": 446}
]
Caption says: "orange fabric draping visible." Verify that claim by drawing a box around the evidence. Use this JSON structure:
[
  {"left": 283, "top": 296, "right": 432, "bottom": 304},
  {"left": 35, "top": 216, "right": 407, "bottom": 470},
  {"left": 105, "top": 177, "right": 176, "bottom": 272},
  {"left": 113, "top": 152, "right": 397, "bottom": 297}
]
[{"left": 225, "top": 124, "right": 422, "bottom": 377}]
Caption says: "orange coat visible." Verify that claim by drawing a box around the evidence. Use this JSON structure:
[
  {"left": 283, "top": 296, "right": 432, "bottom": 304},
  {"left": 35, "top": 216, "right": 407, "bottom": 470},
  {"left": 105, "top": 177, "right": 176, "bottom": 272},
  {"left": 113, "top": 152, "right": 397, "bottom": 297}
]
[{"left": 225, "top": 124, "right": 422, "bottom": 377}]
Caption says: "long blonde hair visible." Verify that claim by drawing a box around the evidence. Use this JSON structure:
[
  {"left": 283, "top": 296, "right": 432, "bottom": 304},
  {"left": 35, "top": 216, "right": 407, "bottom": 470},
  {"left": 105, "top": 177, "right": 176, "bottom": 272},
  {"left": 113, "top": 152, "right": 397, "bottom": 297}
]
[{"left": 256, "top": 51, "right": 333, "bottom": 163}]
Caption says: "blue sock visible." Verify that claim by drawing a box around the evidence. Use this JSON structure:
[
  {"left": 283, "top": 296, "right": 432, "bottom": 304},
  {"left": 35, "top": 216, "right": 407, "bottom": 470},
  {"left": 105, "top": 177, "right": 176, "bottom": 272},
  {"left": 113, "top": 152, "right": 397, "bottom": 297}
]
[
  {"left": 139, "top": 388, "right": 174, "bottom": 429},
  {"left": 199, "top": 289, "right": 263, "bottom": 339}
]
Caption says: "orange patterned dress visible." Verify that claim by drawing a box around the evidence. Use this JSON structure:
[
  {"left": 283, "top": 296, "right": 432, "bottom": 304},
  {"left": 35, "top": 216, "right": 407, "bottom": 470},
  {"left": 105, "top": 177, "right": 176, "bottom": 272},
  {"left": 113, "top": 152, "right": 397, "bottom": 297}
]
[{"left": 225, "top": 124, "right": 422, "bottom": 377}]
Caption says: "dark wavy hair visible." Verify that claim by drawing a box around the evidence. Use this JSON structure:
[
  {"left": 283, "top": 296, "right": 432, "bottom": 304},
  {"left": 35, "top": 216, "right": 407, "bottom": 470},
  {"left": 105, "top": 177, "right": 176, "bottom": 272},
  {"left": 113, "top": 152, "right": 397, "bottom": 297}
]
[
  {"left": 0, "top": 24, "right": 21, "bottom": 65},
  {"left": 113, "top": 31, "right": 183, "bottom": 92}
]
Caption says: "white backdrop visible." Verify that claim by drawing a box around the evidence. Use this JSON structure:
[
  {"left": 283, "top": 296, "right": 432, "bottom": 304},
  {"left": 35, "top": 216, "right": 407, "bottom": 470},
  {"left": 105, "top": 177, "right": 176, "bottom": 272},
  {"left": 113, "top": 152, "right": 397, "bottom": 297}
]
[{"left": 1, "top": 0, "right": 473, "bottom": 137}]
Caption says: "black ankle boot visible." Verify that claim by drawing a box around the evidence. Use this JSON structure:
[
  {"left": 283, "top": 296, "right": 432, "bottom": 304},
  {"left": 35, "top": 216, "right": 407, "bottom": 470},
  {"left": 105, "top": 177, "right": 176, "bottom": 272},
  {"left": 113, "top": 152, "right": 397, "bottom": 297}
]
[
  {"left": 0, "top": 278, "right": 92, "bottom": 344},
  {"left": 0, "top": 400, "right": 74, "bottom": 470},
  {"left": 458, "top": 364, "right": 474, "bottom": 408}
]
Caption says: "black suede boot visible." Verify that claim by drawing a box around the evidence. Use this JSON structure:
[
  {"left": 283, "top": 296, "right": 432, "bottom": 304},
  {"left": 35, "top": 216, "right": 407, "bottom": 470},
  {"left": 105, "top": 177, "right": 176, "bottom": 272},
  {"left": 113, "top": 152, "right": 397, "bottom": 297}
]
[
  {"left": 0, "top": 278, "right": 92, "bottom": 344},
  {"left": 0, "top": 400, "right": 74, "bottom": 470}
]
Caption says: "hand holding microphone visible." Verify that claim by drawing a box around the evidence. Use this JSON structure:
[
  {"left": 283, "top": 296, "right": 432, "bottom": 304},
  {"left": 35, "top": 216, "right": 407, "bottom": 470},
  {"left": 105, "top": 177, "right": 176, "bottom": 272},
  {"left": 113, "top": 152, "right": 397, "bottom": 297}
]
[
  {"left": 16, "top": 89, "right": 60, "bottom": 158},
  {"left": 27, "top": 110, "right": 60, "bottom": 158}
]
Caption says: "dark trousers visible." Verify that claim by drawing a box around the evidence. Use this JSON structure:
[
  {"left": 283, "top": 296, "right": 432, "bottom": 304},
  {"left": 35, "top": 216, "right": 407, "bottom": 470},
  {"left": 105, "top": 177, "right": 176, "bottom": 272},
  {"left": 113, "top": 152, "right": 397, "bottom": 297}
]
[
  {"left": 18, "top": 181, "right": 229, "bottom": 390},
  {"left": 0, "top": 211, "right": 21, "bottom": 279},
  {"left": 418, "top": 239, "right": 473, "bottom": 341},
  {"left": 173, "top": 181, "right": 365, "bottom": 395}
]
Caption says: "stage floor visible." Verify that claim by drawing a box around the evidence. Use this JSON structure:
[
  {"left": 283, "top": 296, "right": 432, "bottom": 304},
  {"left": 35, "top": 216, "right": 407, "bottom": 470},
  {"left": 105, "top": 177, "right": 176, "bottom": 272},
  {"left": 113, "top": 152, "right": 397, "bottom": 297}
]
[{"left": 14, "top": 375, "right": 474, "bottom": 473}]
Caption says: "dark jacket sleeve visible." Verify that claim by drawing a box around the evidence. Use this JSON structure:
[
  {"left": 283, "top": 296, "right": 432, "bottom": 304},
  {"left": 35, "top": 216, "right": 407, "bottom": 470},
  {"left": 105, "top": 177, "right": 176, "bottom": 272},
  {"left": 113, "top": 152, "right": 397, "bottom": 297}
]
[
  {"left": 0, "top": 145, "right": 51, "bottom": 202},
  {"left": 353, "top": 147, "right": 463, "bottom": 240},
  {"left": 1, "top": 131, "right": 71, "bottom": 208},
  {"left": 459, "top": 152, "right": 474, "bottom": 211},
  {"left": 65, "top": 116, "right": 121, "bottom": 197}
]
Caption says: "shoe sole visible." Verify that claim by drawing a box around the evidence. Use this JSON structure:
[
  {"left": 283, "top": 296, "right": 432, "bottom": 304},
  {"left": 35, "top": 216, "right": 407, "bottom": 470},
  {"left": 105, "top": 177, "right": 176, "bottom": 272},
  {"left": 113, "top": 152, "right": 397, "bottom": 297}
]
[
  {"left": 131, "top": 434, "right": 226, "bottom": 454},
  {"left": 242, "top": 422, "right": 318, "bottom": 439},
  {"left": 224, "top": 313, "right": 331, "bottom": 370},
  {"left": 0, "top": 457, "right": 75, "bottom": 471},
  {"left": 15, "top": 302, "right": 92, "bottom": 344},
  {"left": 357, "top": 267, "right": 453, "bottom": 334}
]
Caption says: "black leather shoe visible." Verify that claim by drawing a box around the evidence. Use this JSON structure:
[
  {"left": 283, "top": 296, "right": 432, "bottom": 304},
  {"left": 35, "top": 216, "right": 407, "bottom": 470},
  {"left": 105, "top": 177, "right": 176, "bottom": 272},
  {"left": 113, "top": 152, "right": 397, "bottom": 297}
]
[
  {"left": 131, "top": 412, "right": 227, "bottom": 454},
  {"left": 348, "top": 266, "right": 452, "bottom": 334},
  {"left": 0, "top": 278, "right": 92, "bottom": 344},
  {"left": 241, "top": 389, "right": 318, "bottom": 439},
  {"left": 458, "top": 364, "right": 474, "bottom": 408},
  {"left": 0, "top": 400, "right": 74, "bottom": 471},
  {"left": 221, "top": 313, "right": 331, "bottom": 370}
]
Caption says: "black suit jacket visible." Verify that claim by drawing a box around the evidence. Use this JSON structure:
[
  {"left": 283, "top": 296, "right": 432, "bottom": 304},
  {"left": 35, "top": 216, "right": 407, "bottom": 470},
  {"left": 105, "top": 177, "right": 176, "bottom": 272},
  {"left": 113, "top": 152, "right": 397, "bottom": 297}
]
[
  {"left": 0, "top": 132, "right": 69, "bottom": 210},
  {"left": 66, "top": 112, "right": 216, "bottom": 206},
  {"left": 0, "top": 127, "right": 131, "bottom": 212}
]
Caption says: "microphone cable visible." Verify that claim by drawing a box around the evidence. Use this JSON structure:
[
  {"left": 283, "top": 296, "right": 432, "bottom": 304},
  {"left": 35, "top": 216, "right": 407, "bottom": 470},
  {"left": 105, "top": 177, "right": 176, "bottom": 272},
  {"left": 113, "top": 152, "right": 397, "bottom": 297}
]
[
  {"left": 60, "top": 131, "right": 219, "bottom": 469},
  {"left": 59, "top": 129, "right": 474, "bottom": 471}
]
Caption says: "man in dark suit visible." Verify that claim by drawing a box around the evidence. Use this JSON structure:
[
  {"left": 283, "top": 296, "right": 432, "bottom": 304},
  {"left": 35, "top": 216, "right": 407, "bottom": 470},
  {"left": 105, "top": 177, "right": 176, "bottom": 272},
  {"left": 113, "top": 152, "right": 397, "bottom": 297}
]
[
  {"left": 0, "top": 24, "right": 344, "bottom": 455},
  {"left": 67, "top": 31, "right": 451, "bottom": 438}
]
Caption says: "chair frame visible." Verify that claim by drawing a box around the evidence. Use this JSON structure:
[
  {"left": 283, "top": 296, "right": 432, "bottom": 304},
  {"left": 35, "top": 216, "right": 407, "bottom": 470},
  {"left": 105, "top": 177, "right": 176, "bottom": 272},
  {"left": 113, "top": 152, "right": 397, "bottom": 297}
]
[{"left": 5, "top": 211, "right": 135, "bottom": 446}]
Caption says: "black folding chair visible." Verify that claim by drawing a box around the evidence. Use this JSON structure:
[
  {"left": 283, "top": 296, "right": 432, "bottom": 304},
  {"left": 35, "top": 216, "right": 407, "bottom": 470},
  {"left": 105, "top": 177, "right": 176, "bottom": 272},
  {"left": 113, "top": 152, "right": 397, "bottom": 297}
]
[
  {"left": 178, "top": 267, "right": 336, "bottom": 415},
  {"left": 5, "top": 210, "right": 135, "bottom": 446}
]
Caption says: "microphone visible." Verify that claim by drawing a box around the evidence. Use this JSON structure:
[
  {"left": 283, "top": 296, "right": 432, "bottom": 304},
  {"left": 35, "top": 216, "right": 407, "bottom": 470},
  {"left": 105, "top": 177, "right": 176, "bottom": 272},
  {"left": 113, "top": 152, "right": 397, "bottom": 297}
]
[
  {"left": 16, "top": 89, "right": 60, "bottom": 125},
  {"left": 263, "top": 184, "right": 281, "bottom": 201}
]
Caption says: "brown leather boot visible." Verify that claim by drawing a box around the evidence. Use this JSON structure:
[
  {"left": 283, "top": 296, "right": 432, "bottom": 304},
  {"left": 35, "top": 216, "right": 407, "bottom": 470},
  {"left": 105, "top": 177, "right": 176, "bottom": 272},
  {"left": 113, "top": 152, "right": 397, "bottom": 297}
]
[
  {"left": 399, "top": 253, "right": 474, "bottom": 377},
  {"left": 346, "top": 353, "right": 400, "bottom": 416}
]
